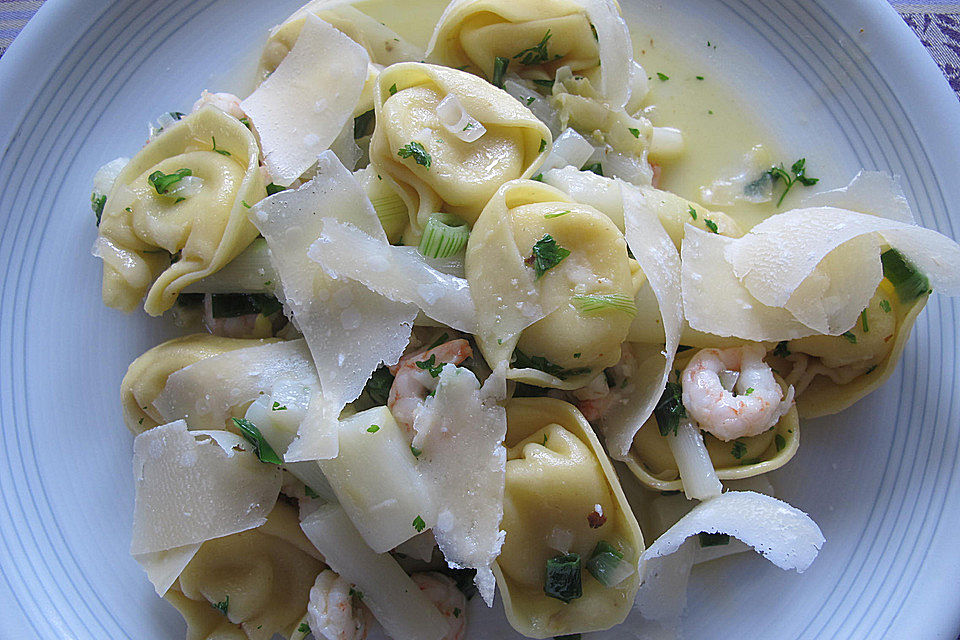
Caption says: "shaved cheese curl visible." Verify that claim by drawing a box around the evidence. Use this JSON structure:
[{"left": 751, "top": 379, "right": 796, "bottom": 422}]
[
  {"left": 642, "top": 491, "right": 824, "bottom": 573},
  {"left": 242, "top": 14, "right": 370, "bottom": 185},
  {"left": 603, "top": 181, "right": 682, "bottom": 458}
]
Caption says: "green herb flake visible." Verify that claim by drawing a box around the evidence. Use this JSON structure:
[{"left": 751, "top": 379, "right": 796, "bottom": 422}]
[
  {"left": 138, "top": 417, "right": 144, "bottom": 425},
  {"left": 492, "top": 56, "right": 510, "bottom": 88},
  {"left": 298, "top": 622, "right": 311, "bottom": 634},
  {"left": 532, "top": 78, "right": 554, "bottom": 90},
  {"left": 211, "top": 136, "right": 231, "bottom": 156},
  {"left": 879, "top": 299, "right": 892, "bottom": 313},
  {"left": 881, "top": 248, "right": 930, "bottom": 302},
  {"left": 656, "top": 72, "right": 670, "bottom": 81},
  {"left": 573, "top": 352, "right": 581, "bottom": 358},
  {"left": 272, "top": 401, "right": 287, "bottom": 411},
  {"left": 526, "top": 96, "right": 536, "bottom": 106},
  {"left": 731, "top": 440, "right": 747, "bottom": 459},
  {"left": 704, "top": 218, "right": 719, "bottom": 233},
  {"left": 452, "top": 607, "right": 461, "bottom": 618},
  {"left": 696, "top": 75, "right": 705, "bottom": 80},
  {"left": 514, "top": 30, "right": 557, "bottom": 66},
  {"left": 91, "top": 192, "right": 107, "bottom": 226},
  {"left": 542, "top": 434, "right": 549, "bottom": 445},
  {"left": 512, "top": 348, "right": 590, "bottom": 381},
  {"left": 544, "top": 210, "right": 570, "bottom": 219},
  {"left": 415, "top": 353, "right": 445, "bottom": 378},
  {"left": 411, "top": 445, "right": 423, "bottom": 458},
  {"left": 860, "top": 309, "right": 870, "bottom": 333},
  {"left": 539, "top": 138, "right": 548, "bottom": 153},
  {"left": 389, "top": 83, "right": 398, "bottom": 95},
  {"left": 687, "top": 205, "right": 698, "bottom": 220},
  {"left": 531, "top": 173, "right": 544, "bottom": 182},
  {"left": 767, "top": 158, "right": 819, "bottom": 206},
  {"left": 231, "top": 417, "right": 283, "bottom": 465},
  {"left": 865, "top": 365, "right": 878, "bottom": 375},
  {"left": 213, "top": 595, "right": 229, "bottom": 615},
  {"left": 239, "top": 116, "right": 251, "bottom": 128},
  {"left": 775, "top": 433, "right": 787, "bottom": 452},
  {"left": 697, "top": 532, "right": 730, "bottom": 547},
  {"left": 367, "top": 424, "right": 381, "bottom": 433},
  {"left": 773, "top": 341, "right": 791, "bottom": 358},
  {"left": 842, "top": 331, "right": 858, "bottom": 344},
  {"left": 744, "top": 387, "right": 755, "bottom": 395},
  {"left": 413, "top": 514, "right": 426, "bottom": 532},
  {"left": 148, "top": 168, "right": 192, "bottom": 195},
  {"left": 525, "top": 234, "right": 571, "bottom": 279},
  {"left": 654, "top": 382, "right": 686, "bottom": 437},
  {"left": 266, "top": 183, "right": 286, "bottom": 196},
  {"left": 544, "top": 553, "right": 582, "bottom": 603},
  {"left": 628, "top": 127, "right": 641, "bottom": 138},
  {"left": 398, "top": 141, "right": 432, "bottom": 169},
  {"left": 241, "top": 200, "right": 251, "bottom": 209}
]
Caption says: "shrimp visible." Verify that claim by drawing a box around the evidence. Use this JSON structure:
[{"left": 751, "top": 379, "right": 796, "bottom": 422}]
[
  {"left": 192, "top": 90, "right": 248, "bottom": 122},
  {"left": 411, "top": 572, "right": 467, "bottom": 640},
  {"left": 306, "top": 570, "right": 371, "bottom": 640},
  {"left": 681, "top": 345, "right": 794, "bottom": 442},
  {"left": 388, "top": 339, "right": 472, "bottom": 435}
]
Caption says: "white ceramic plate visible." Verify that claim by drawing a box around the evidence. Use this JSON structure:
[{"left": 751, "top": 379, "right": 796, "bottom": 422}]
[{"left": 1, "top": 1, "right": 959, "bottom": 638}]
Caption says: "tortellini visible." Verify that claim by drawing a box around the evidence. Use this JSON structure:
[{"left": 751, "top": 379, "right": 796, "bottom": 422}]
[
  {"left": 774, "top": 279, "right": 926, "bottom": 418},
  {"left": 369, "top": 63, "right": 551, "bottom": 236},
  {"left": 466, "top": 180, "right": 642, "bottom": 388},
  {"left": 121, "top": 334, "right": 277, "bottom": 434},
  {"left": 625, "top": 366, "right": 800, "bottom": 492},
  {"left": 95, "top": 106, "right": 265, "bottom": 315},
  {"left": 495, "top": 398, "right": 643, "bottom": 638},
  {"left": 427, "top": 0, "right": 638, "bottom": 109},
  {"left": 165, "top": 501, "right": 325, "bottom": 640}
]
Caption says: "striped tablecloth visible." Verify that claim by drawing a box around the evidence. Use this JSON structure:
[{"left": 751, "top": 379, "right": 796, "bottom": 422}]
[{"left": 2, "top": 0, "right": 960, "bottom": 99}]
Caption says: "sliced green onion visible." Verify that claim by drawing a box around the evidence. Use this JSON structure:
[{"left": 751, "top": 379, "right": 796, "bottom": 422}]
[
  {"left": 492, "top": 56, "right": 510, "bottom": 88},
  {"left": 881, "top": 248, "right": 930, "bottom": 302},
  {"left": 544, "top": 553, "right": 582, "bottom": 603},
  {"left": 697, "top": 532, "right": 730, "bottom": 547},
  {"left": 585, "top": 541, "right": 634, "bottom": 587},
  {"left": 572, "top": 293, "right": 638, "bottom": 318},
  {"left": 371, "top": 192, "right": 408, "bottom": 242},
  {"left": 182, "top": 238, "right": 276, "bottom": 294},
  {"left": 418, "top": 213, "right": 470, "bottom": 259}
]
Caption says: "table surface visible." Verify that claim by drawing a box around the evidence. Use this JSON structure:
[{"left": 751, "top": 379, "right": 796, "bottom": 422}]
[{"left": 1, "top": 0, "right": 960, "bottom": 100}]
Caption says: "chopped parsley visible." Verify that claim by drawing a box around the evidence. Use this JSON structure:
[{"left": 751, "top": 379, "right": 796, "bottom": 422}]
[
  {"left": 842, "top": 331, "right": 858, "bottom": 344},
  {"left": 453, "top": 608, "right": 461, "bottom": 618},
  {"left": 526, "top": 96, "right": 536, "bottom": 106},
  {"left": 688, "top": 205, "right": 698, "bottom": 220},
  {"left": 272, "top": 401, "right": 287, "bottom": 411},
  {"left": 241, "top": 200, "right": 251, "bottom": 208},
  {"left": 544, "top": 553, "right": 582, "bottom": 603},
  {"left": 239, "top": 116, "right": 251, "bottom": 128},
  {"left": 532, "top": 78, "right": 555, "bottom": 90},
  {"left": 628, "top": 127, "right": 641, "bottom": 138},
  {"left": 415, "top": 353, "right": 445, "bottom": 377},
  {"left": 544, "top": 210, "right": 570, "bottom": 219},
  {"left": 731, "top": 440, "right": 747, "bottom": 459},
  {"left": 410, "top": 445, "right": 423, "bottom": 458},
  {"left": 704, "top": 218, "right": 719, "bottom": 233},
  {"left": 773, "top": 341, "right": 791, "bottom": 358},
  {"left": 514, "top": 30, "right": 557, "bottom": 66},
  {"left": 148, "top": 168, "right": 192, "bottom": 195},
  {"left": 881, "top": 248, "right": 930, "bottom": 302},
  {"left": 398, "top": 141, "right": 431, "bottom": 169},
  {"left": 744, "top": 387, "right": 755, "bottom": 395},
  {"left": 696, "top": 75, "right": 705, "bottom": 80},
  {"left": 492, "top": 56, "right": 510, "bottom": 88},
  {"left": 512, "top": 348, "right": 590, "bottom": 380},
  {"left": 463, "top": 122, "right": 476, "bottom": 131},
  {"left": 364, "top": 366, "right": 394, "bottom": 405},
  {"left": 766, "top": 158, "right": 819, "bottom": 206},
  {"left": 91, "top": 192, "right": 107, "bottom": 226},
  {"left": 860, "top": 309, "right": 870, "bottom": 333},
  {"left": 389, "top": 83, "right": 398, "bottom": 95},
  {"left": 656, "top": 72, "right": 670, "bottom": 81},
  {"left": 298, "top": 622, "right": 311, "bottom": 633},
  {"left": 775, "top": 433, "right": 787, "bottom": 452},
  {"left": 654, "top": 381, "right": 686, "bottom": 437},
  {"left": 211, "top": 136, "right": 231, "bottom": 156},
  {"left": 879, "top": 299, "right": 892, "bottom": 313},
  {"left": 539, "top": 138, "right": 548, "bottom": 153},
  {"left": 531, "top": 173, "right": 544, "bottom": 182},
  {"left": 413, "top": 514, "right": 426, "bottom": 532},
  {"left": 526, "top": 234, "right": 570, "bottom": 279},
  {"left": 232, "top": 417, "right": 283, "bottom": 465},
  {"left": 367, "top": 424, "right": 381, "bottom": 433},
  {"left": 213, "top": 595, "right": 229, "bottom": 615},
  {"left": 266, "top": 182, "right": 286, "bottom": 196}
]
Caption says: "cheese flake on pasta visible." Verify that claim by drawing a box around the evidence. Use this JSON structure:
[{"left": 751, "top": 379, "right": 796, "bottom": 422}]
[
  {"left": 130, "top": 421, "right": 281, "bottom": 555},
  {"left": 242, "top": 14, "right": 370, "bottom": 186}
]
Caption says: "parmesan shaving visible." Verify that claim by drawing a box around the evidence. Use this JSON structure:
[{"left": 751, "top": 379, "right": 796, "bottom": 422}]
[
  {"left": 411, "top": 364, "right": 508, "bottom": 606},
  {"left": 300, "top": 504, "right": 449, "bottom": 640},
  {"left": 133, "top": 544, "right": 201, "bottom": 596},
  {"left": 308, "top": 219, "right": 477, "bottom": 333},
  {"left": 242, "top": 14, "right": 370, "bottom": 186},
  {"left": 130, "top": 422, "right": 281, "bottom": 555},
  {"left": 154, "top": 339, "right": 319, "bottom": 429},
  {"left": 249, "top": 152, "right": 418, "bottom": 461},
  {"left": 603, "top": 182, "right": 683, "bottom": 458},
  {"left": 800, "top": 170, "right": 914, "bottom": 223},
  {"left": 642, "top": 491, "right": 825, "bottom": 573}
]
